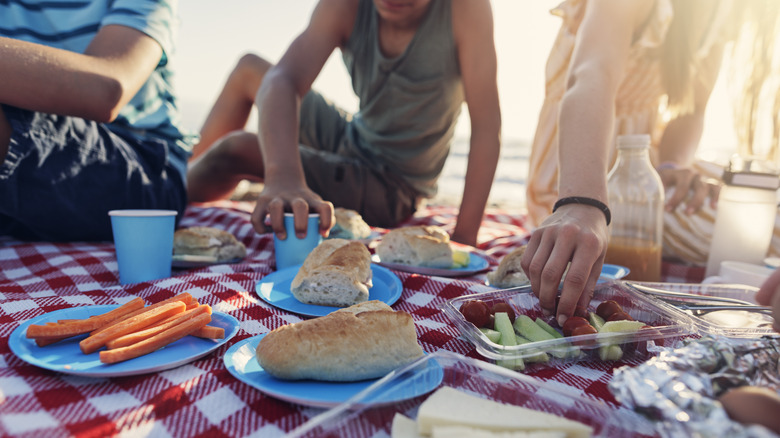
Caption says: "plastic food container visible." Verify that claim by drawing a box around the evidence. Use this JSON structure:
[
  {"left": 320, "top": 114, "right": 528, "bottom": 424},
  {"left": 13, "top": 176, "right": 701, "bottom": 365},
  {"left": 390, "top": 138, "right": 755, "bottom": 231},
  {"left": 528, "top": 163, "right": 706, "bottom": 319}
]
[
  {"left": 629, "top": 282, "right": 776, "bottom": 338},
  {"left": 441, "top": 282, "right": 694, "bottom": 369},
  {"left": 287, "top": 350, "right": 657, "bottom": 438}
]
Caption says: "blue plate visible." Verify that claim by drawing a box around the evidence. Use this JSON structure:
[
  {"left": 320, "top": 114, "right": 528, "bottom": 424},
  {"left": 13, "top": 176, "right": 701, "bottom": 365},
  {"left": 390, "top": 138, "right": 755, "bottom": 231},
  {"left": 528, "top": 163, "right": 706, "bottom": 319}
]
[
  {"left": 371, "top": 253, "right": 491, "bottom": 277},
  {"left": 255, "top": 264, "right": 402, "bottom": 317},
  {"left": 600, "top": 264, "right": 630, "bottom": 280},
  {"left": 9, "top": 305, "right": 239, "bottom": 377},
  {"left": 224, "top": 334, "right": 444, "bottom": 408}
]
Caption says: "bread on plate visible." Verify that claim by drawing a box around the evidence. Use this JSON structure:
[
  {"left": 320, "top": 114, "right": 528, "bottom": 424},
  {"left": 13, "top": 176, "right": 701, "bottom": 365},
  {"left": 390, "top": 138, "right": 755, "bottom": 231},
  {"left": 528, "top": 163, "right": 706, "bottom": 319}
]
[
  {"left": 376, "top": 225, "right": 453, "bottom": 268},
  {"left": 486, "top": 245, "right": 530, "bottom": 288},
  {"left": 328, "top": 207, "right": 372, "bottom": 240},
  {"left": 256, "top": 300, "right": 425, "bottom": 381},
  {"left": 173, "top": 226, "right": 246, "bottom": 262},
  {"left": 291, "top": 239, "right": 372, "bottom": 307}
]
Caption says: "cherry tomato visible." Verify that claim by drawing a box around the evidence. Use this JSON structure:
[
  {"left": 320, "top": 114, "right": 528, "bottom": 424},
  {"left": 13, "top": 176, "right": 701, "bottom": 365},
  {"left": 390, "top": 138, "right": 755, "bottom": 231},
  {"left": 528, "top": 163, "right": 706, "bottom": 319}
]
[
  {"left": 490, "top": 302, "right": 516, "bottom": 323},
  {"left": 607, "top": 310, "right": 633, "bottom": 322},
  {"left": 562, "top": 316, "right": 591, "bottom": 337},
  {"left": 571, "top": 324, "right": 598, "bottom": 337},
  {"left": 596, "top": 300, "right": 623, "bottom": 320},
  {"left": 460, "top": 300, "right": 491, "bottom": 328}
]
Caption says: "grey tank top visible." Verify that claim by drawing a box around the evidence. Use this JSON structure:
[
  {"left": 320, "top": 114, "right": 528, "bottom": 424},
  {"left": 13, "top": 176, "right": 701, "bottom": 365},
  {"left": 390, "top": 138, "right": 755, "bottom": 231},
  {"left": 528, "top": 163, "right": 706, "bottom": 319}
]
[{"left": 342, "top": 0, "right": 464, "bottom": 197}]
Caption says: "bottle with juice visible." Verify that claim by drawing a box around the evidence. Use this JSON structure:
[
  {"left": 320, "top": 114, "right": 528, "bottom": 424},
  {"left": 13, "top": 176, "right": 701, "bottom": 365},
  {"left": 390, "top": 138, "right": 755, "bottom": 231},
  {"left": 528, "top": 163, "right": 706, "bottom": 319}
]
[{"left": 605, "top": 134, "right": 664, "bottom": 282}]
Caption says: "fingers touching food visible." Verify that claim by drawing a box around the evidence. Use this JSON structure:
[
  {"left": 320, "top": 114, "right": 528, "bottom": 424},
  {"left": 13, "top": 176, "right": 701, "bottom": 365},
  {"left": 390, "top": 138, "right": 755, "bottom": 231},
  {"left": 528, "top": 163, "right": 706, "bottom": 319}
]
[
  {"left": 376, "top": 225, "right": 454, "bottom": 268},
  {"left": 256, "top": 301, "right": 425, "bottom": 382},
  {"left": 291, "top": 239, "right": 373, "bottom": 307}
]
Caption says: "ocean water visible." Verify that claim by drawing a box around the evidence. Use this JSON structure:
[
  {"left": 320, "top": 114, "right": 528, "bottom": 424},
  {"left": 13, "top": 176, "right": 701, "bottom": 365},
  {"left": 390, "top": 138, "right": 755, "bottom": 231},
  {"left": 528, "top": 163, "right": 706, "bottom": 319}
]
[{"left": 434, "top": 137, "right": 529, "bottom": 210}]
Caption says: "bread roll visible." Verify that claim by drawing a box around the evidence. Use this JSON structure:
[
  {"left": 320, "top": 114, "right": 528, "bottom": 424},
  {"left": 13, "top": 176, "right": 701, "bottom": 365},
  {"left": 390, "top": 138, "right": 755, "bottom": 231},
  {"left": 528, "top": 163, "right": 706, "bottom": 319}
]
[
  {"left": 256, "top": 301, "right": 425, "bottom": 381},
  {"left": 376, "top": 225, "right": 453, "bottom": 268},
  {"left": 329, "top": 207, "right": 372, "bottom": 240},
  {"left": 487, "top": 245, "right": 530, "bottom": 288},
  {"left": 173, "top": 227, "right": 246, "bottom": 262},
  {"left": 291, "top": 239, "right": 372, "bottom": 307}
]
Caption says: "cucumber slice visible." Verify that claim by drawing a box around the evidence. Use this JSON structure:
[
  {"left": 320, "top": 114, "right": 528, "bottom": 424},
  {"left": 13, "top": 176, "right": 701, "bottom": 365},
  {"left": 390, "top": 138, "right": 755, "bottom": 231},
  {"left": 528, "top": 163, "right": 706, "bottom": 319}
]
[
  {"left": 494, "top": 312, "right": 524, "bottom": 370},
  {"left": 478, "top": 327, "right": 501, "bottom": 344}
]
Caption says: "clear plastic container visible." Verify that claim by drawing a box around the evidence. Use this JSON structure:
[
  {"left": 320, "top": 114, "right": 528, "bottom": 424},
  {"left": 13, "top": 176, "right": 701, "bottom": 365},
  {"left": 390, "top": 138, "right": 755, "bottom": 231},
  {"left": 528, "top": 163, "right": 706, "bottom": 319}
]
[
  {"left": 606, "top": 134, "right": 664, "bottom": 282},
  {"left": 288, "top": 350, "right": 658, "bottom": 438},
  {"left": 630, "top": 281, "right": 776, "bottom": 338},
  {"left": 441, "top": 282, "right": 694, "bottom": 369}
]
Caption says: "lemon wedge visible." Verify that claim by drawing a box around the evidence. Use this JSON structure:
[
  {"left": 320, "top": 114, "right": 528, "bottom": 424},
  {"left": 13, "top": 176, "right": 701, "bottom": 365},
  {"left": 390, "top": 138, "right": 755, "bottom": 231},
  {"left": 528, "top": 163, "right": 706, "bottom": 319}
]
[
  {"left": 452, "top": 250, "right": 470, "bottom": 268},
  {"left": 599, "top": 320, "right": 645, "bottom": 333}
]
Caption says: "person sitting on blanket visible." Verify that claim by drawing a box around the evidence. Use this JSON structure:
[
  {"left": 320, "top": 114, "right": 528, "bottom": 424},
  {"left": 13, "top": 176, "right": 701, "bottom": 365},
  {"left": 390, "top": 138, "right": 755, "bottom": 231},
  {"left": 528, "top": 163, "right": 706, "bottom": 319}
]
[
  {"left": 186, "top": 0, "right": 501, "bottom": 247},
  {"left": 520, "top": 0, "right": 780, "bottom": 327},
  {"left": 0, "top": 0, "right": 196, "bottom": 242}
]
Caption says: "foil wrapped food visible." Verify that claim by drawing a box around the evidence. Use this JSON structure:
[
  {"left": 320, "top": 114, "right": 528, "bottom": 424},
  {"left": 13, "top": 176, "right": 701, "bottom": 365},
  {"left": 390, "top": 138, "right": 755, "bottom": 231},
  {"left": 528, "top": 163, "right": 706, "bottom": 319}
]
[{"left": 609, "top": 335, "right": 780, "bottom": 437}]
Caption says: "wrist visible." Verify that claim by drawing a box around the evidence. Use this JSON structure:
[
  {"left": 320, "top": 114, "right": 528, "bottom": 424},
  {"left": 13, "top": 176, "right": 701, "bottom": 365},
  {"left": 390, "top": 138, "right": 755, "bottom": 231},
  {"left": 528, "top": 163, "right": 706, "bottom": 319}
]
[{"left": 552, "top": 196, "right": 611, "bottom": 226}]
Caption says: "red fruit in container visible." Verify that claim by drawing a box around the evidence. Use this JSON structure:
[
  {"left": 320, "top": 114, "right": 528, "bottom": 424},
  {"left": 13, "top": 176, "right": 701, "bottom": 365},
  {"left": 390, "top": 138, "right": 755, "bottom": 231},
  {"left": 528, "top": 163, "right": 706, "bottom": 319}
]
[
  {"left": 570, "top": 324, "right": 598, "bottom": 337},
  {"left": 562, "top": 316, "right": 591, "bottom": 337},
  {"left": 490, "top": 302, "right": 516, "bottom": 323},
  {"left": 460, "top": 300, "right": 491, "bottom": 328},
  {"left": 596, "top": 300, "right": 623, "bottom": 320},
  {"left": 574, "top": 305, "right": 589, "bottom": 319},
  {"left": 607, "top": 311, "right": 634, "bottom": 322}
]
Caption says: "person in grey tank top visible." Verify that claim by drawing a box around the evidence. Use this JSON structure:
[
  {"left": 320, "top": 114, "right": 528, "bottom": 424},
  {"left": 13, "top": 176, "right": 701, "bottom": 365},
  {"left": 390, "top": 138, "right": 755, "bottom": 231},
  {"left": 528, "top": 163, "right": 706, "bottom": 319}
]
[{"left": 188, "top": 0, "right": 501, "bottom": 247}]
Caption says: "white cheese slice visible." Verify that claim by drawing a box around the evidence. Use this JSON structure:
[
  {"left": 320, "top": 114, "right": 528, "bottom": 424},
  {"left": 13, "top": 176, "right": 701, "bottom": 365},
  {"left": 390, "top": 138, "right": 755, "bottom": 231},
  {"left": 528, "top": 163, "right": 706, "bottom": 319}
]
[
  {"left": 392, "top": 413, "right": 423, "bottom": 438},
  {"left": 431, "top": 426, "right": 568, "bottom": 438},
  {"left": 417, "top": 387, "right": 593, "bottom": 438}
]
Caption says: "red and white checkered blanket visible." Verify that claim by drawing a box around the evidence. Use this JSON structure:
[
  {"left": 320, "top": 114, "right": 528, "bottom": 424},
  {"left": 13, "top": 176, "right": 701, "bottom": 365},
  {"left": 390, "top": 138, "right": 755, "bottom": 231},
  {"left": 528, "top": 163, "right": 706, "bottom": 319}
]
[{"left": 0, "top": 201, "right": 703, "bottom": 437}]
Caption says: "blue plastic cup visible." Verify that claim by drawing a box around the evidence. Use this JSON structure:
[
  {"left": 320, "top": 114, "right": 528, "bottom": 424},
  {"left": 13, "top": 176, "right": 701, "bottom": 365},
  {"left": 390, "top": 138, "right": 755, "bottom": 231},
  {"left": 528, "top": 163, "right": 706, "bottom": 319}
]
[
  {"left": 274, "top": 213, "right": 322, "bottom": 270},
  {"left": 109, "top": 210, "right": 177, "bottom": 284}
]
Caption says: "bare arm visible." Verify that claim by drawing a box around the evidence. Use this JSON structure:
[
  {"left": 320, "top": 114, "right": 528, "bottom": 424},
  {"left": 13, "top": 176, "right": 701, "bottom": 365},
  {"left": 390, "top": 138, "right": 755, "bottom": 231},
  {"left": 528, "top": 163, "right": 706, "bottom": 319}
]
[
  {"left": 250, "top": 0, "right": 357, "bottom": 239},
  {"left": 450, "top": 0, "right": 501, "bottom": 247},
  {"left": 521, "top": 0, "right": 653, "bottom": 326},
  {"left": 0, "top": 25, "right": 162, "bottom": 123}
]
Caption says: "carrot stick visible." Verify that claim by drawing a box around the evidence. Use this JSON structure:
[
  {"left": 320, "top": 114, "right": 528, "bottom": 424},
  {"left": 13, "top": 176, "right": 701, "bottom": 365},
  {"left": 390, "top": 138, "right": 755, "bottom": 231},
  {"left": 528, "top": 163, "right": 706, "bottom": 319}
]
[
  {"left": 26, "top": 297, "right": 145, "bottom": 339},
  {"left": 99, "top": 313, "right": 211, "bottom": 364},
  {"left": 190, "top": 325, "right": 225, "bottom": 340},
  {"left": 79, "top": 301, "right": 186, "bottom": 354},
  {"left": 90, "top": 292, "right": 192, "bottom": 336},
  {"left": 106, "top": 305, "right": 212, "bottom": 349}
]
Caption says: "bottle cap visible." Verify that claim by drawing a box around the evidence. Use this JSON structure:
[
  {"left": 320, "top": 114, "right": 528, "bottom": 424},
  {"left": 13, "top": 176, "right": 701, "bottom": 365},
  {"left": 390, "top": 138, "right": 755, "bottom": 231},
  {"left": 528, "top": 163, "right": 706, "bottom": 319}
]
[
  {"left": 722, "top": 155, "right": 780, "bottom": 190},
  {"left": 616, "top": 134, "right": 651, "bottom": 149}
]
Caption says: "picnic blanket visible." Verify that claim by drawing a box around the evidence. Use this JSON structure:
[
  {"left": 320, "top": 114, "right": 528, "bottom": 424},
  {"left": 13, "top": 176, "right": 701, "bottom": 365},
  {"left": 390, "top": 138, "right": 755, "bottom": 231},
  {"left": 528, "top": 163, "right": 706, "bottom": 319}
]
[{"left": 0, "top": 201, "right": 704, "bottom": 437}]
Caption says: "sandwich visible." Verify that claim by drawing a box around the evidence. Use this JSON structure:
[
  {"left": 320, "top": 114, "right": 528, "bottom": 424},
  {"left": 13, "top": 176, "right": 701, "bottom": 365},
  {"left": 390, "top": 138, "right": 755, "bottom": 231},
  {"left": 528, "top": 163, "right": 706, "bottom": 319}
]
[
  {"left": 173, "top": 226, "right": 246, "bottom": 262},
  {"left": 256, "top": 300, "right": 425, "bottom": 381},
  {"left": 487, "top": 245, "right": 530, "bottom": 288},
  {"left": 290, "top": 239, "right": 372, "bottom": 307},
  {"left": 376, "top": 225, "right": 454, "bottom": 268},
  {"left": 328, "top": 207, "right": 372, "bottom": 240}
]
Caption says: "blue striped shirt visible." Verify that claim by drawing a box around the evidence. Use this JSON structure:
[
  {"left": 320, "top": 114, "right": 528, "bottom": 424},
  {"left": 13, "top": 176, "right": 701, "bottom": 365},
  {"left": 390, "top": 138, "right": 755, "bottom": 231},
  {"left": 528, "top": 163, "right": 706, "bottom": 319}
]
[{"left": 0, "top": 0, "right": 197, "bottom": 155}]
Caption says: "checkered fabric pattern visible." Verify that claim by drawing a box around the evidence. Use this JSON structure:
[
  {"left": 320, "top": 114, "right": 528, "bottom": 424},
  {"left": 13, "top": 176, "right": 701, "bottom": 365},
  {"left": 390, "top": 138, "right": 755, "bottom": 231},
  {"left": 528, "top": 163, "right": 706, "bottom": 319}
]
[{"left": 0, "top": 201, "right": 702, "bottom": 437}]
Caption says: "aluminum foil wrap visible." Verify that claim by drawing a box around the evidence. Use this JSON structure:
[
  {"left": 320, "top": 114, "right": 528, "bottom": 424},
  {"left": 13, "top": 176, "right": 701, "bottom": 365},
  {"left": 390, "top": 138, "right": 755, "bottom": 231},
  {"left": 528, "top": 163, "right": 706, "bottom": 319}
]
[{"left": 609, "top": 335, "right": 780, "bottom": 438}]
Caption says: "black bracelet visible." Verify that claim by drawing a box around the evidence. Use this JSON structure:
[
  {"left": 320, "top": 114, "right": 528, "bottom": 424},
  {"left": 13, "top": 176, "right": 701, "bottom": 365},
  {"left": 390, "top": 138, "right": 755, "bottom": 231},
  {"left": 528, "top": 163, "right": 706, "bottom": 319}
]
[{"left": 552, "top": 196, "right": 611, "bottom": 226}]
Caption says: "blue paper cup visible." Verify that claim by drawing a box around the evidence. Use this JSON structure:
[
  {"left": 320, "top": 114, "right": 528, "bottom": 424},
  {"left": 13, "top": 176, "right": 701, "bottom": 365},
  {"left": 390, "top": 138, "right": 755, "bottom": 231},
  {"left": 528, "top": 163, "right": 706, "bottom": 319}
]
[
  {"left": 109, "top": 210, "right": 177, "bottom": 285},
  {"left": 274, "top": 213, "right": 322, "bottom": 270}
]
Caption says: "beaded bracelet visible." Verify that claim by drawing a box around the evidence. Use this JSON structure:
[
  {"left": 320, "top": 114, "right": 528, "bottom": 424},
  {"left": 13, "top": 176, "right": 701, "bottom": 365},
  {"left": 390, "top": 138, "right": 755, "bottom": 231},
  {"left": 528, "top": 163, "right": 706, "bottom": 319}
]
[{"left": 552, "top": 196, "right": 611, "bottom": 226}]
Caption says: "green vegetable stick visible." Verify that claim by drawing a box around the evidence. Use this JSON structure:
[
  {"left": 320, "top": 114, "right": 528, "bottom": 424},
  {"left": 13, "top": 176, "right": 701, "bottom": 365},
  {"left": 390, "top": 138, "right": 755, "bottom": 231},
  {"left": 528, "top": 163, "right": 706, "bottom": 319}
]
[
  {"left": 515, "top": 335, "right": 549, "bottom": 363},
  {"left": 494, "top": 312, "right": 524, "bottom": 371},
  {"left": 590, "top": 312, "right": 623, "bottom": 361},
  {"left": 478, "top": 327, "right": 501, "bottom": 344},
  {"left": 534, "top": 317, "right": 563, "bottom": 339},
  {"left": 513, "top": 315, "right": 568, "bottom": 359}
]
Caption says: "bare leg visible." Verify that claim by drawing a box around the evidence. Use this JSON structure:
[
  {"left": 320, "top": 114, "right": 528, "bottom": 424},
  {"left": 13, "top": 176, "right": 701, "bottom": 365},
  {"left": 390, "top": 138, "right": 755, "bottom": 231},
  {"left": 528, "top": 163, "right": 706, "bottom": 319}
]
[
  {"left": 0, "top": 108, "right": 9, "bottom": 163},
  {"left": 187, "top": 131, "right": 266, "bottom": 202},
  {"left": 190, "top": 53, "right": 272, "bottom": 161}
]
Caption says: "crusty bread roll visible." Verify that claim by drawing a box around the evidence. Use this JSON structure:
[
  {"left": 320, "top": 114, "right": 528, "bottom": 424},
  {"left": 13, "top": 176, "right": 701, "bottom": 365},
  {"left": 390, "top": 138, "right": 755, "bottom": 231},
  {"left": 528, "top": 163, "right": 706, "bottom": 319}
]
[
  {"left": 256, "top": 301, "right": 425, "bottom": 381},
  {"left": 328, "top": 207, "right": 372, "bottom": 240},
  {"left": 376, "top": 225, "right": 453, "bottom": 268},
  {"left": 487, "top": 245, "right": 530, "bottom": 288},
  {"left": 290, "top": 239, "right": 372, "bottom": 307},
  {"left": 173, "top": 227, "right": 246, "bottom": 262}
]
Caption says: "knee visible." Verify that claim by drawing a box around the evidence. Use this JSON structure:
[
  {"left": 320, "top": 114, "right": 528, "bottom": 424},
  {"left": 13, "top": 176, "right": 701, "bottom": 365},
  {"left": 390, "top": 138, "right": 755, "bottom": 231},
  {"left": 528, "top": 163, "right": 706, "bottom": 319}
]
[
  {"left": 234, "top": 54, "right": 272, "bottom": 82},
  {"left": 204, "top": 132, "right": 262, "bottom": 171}
]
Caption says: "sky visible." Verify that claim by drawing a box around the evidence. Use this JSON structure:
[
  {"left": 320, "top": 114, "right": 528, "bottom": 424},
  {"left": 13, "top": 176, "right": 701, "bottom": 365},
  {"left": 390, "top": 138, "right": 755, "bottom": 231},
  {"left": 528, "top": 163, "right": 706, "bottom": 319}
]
[{"left": 174, "top": 0, "right": 738, "bottom": 158}]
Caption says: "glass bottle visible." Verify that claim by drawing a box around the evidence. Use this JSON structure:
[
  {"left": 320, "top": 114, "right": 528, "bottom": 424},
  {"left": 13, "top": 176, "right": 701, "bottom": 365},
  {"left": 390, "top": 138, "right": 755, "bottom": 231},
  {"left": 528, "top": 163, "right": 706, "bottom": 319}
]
[{"left": 604, "top": 134, "right": 664, "bottom": 282}]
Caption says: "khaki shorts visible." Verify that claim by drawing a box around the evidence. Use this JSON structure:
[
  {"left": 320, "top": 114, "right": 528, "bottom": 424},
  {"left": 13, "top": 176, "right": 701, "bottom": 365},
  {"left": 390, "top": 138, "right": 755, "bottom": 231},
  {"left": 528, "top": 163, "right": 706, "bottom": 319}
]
[{"left": 298, "top": 91, "right": 420, "bottom": 228}]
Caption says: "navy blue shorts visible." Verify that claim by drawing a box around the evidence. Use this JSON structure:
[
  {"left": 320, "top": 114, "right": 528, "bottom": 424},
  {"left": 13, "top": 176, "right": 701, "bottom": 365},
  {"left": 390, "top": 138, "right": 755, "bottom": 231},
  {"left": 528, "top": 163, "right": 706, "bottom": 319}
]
[{"left": 0, "top": 105, "right": 188, "bottom": 241}]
